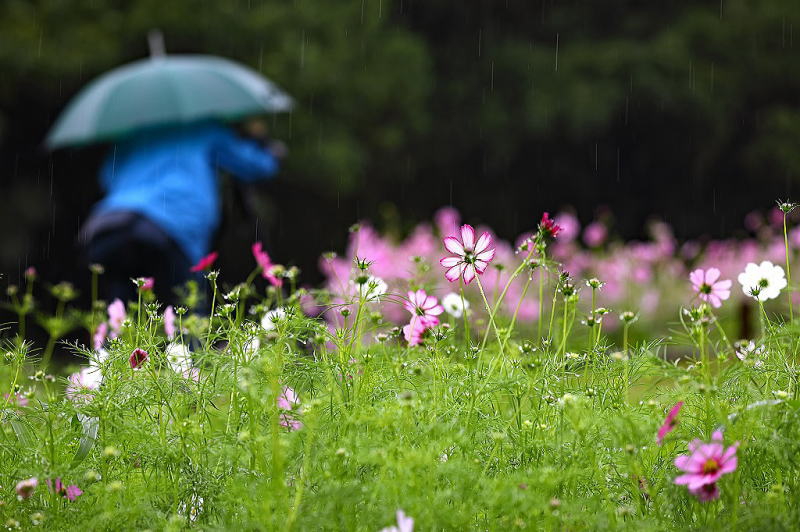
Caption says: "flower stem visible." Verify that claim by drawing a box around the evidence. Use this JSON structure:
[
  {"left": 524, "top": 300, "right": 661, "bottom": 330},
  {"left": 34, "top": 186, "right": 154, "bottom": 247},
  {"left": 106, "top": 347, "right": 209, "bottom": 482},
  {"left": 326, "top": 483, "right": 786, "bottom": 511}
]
[{"left": 785, "top": 212, "right": 794, "bottom": 322}]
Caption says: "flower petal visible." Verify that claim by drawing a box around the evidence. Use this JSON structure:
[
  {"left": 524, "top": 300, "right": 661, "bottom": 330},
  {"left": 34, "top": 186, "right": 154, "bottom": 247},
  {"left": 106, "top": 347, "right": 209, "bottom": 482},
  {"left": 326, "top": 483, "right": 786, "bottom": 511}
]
[
  {"left": 443, "top": 237, "right": 465, "bottom": 256},
  {"left": 460, "top": 224, "right": 475, "bottom": 250}
]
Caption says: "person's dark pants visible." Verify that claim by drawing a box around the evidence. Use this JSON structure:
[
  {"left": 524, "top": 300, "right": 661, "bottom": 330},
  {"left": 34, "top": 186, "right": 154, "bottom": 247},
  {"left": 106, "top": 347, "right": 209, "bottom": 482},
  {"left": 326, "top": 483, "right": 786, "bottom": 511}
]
[{"left": 83, "top": 211, "right": 196, "bottom": 307}]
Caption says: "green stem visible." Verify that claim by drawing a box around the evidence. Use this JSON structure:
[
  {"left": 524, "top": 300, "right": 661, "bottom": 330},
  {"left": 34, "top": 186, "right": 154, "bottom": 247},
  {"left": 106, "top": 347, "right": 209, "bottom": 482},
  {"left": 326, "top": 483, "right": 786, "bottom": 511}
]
[{"left": 785, "top": 213, "right": 793, "bottom": 322}]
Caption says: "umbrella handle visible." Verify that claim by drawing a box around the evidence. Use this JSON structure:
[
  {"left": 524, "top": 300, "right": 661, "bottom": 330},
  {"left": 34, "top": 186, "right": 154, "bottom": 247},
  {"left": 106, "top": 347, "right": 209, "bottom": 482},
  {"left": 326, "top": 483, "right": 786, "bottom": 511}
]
[{"left": 148, "top": 30, "right": 166, "bottom": 58}]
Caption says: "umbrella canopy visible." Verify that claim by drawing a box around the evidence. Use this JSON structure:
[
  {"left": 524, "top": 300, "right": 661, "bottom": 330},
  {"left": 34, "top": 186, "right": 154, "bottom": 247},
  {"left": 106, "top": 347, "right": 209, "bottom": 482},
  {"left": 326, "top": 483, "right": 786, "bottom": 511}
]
[{"left": 45, "top": 54, "right": 293, "bottom": 149}]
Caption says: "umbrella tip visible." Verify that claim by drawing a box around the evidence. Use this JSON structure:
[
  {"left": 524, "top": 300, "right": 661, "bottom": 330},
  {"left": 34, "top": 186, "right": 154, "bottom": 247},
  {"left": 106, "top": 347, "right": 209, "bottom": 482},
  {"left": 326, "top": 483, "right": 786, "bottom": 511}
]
[{"left": 148, "top": 29, "right": 166, "bottom": 58}]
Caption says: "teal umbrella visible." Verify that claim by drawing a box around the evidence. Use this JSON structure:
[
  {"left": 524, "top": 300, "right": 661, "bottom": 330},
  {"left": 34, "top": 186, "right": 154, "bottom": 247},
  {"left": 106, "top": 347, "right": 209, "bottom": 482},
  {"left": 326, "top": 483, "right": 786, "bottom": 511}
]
[{"left": 46, "top": 51, "right": 293, "bottom": 149}]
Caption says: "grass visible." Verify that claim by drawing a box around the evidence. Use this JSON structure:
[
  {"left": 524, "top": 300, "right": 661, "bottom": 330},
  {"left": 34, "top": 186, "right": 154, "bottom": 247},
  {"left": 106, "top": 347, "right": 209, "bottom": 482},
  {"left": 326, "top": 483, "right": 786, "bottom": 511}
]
[{"left": 1, "top": 227, "right": 800, "bottom": 531}]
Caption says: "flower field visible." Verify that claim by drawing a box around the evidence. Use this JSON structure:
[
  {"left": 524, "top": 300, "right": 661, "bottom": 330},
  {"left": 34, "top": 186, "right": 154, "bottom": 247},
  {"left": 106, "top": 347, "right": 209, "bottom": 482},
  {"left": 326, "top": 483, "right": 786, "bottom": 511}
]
[{"left": 2, "top": 205, "right": 800, "bottom": 530}]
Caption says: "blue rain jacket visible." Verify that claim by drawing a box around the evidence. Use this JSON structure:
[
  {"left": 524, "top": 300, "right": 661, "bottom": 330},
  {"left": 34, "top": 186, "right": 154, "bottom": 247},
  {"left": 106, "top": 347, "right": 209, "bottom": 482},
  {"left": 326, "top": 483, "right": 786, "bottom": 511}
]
[{"left": 94, "top": 122, "right": 278, "bottom": 263}]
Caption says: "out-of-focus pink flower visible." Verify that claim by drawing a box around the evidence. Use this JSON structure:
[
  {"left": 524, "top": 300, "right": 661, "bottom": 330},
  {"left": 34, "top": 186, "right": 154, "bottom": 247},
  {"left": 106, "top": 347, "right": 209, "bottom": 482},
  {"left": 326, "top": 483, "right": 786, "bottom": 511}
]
[
  {"left": 380, "top": 509, "right": 414, "bottom": 532},
  {"left": 164, "top": 305, "right": 176, "bottom": 339},
  {"left": 440, "top": 224, "right": 495, "bottom": 285},
  {"left": 190, "top": 251, "right": 218, "bottom": 272},
  {"left": 24, "top": 266, "right": 37, "bottom": 280},
  {"left": 688, "top": 483, "right": 720, "bottom": 502},
  {"left": 583, "top": 221, "right": 607, "bottom": 247},
  {"left": 48, "top": 478, "right": 82, "bottom": 502},
  {"left": 129, "top": 348, "right": 149, "bottom": 369},
  {"left": 278, "top": 386, "right": 302, "bottom": 431},
  {"left": 15, "top": 477, "right": 37, "bottom": 499},
  {"left": 252, "top": 242, "right": 283, "bottom": 287},
  {"left": 402, "top": 290, "right": 443, "bottom": 346},
  {"left": 657, "top": 401, "right": 683, "bottom": 445},
  {"left": 108, "top": 298, "right": 126, "bottom": 334},
  {"left": 553, "top": 212, "right": 580, "bottom": 242},
  {"left": 65, "top": 367, "right": 102, "bottom": 403},
  {"left": 768, "top": 207, "right": 785, "bottom": 228},
  {"left": 674, "top": 430, "right": 738, "bottom": 501},
  {"left": 689, "top": 268, "right": 732, "bottom": 308},
  {"left": 539, "top": 212, "right": 561, "bottom": 239},
  {"left": 4, "top": 393, "right": 28, "bottom": 407},
  {"left": 92, "top": 322, "right": 108, "bottom": 350},
  {"left": 140, "top": 277, "right": 155, "bottom": 291},
  {"left": 434, "top": 206, "right": 460, "bottom": 236}
]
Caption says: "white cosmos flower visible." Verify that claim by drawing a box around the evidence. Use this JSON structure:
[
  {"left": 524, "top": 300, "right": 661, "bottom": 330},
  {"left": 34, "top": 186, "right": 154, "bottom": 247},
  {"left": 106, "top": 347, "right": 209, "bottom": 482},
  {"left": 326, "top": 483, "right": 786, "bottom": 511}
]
[
  {"left": 261, "top": 308, "right": 287, "bottom": 331},
  {"left": 355, "top": 275, "right": 388, "bottom": 302},
  {"left": 165, "top": 343, "right": 192, "bottom": 373},
  {"left": 441, "top": 292, "right": 470, "bottom": 318},
  {"left": 737, "top": 261, "right": 787, "bottom": 301}
]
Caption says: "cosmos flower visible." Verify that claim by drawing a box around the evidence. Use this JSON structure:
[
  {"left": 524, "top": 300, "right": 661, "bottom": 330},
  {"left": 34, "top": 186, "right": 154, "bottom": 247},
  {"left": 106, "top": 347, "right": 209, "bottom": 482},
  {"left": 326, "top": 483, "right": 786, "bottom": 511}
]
[
  {"left": 657, "top": 401, "right": 684, "bottom": 445},
  {"left": 47, "top": 478, "right": 82, "bottom": 501},
  {"left": 738, "top": 261, "right": 787, "bottom": 301},
  {"left": 65, "top": 367, "right": 103, "bottom": 403},
  {"left": 441, "top": 292, "right": 470, "bottom": 319},
  {"left": 355, "top": 275, "right": 388, "bottom": 302},
  {"left": 129, "top": 348, "right": 149, "bottom": 369},
  {"left": 15, "top": 477, "right": 37, "bottom": 500},
  {"left": 108, "top": 298, "right": 126, "bottom": 334},
  {"left": 164, "top": 305, "right": 176, "bottom": 339},
  {"left": 190, "top": 251, "right": 219, "bottom": 272},
  {"left": 539, "top": 212, "right": 561, "bottom": 239},
  {"left": 440, "top": 224, "right": 495, "bottom": 285},
  {"left": 278, "top": 386, "right": 302, "bottom": 431},
  {"left": 402, "top": 290, "right": 443, "bottom": 346},
  {"left": 252, "top": 242, "right": 283, "bottom": 287},
  {"left": 92, "top": 322, "right": 108, "bottom": 350},
  {"left": 261, "top": 308, "right": 287, "bottom": 331},
  {"left": 689, "top": 268, "right": 732, "bottom": 308},
  {"left": 674, "top": 430, "right": 738, "bottom": 501},
  {"left": 380, "top": 509, "right": 414, "bottom": 532}
]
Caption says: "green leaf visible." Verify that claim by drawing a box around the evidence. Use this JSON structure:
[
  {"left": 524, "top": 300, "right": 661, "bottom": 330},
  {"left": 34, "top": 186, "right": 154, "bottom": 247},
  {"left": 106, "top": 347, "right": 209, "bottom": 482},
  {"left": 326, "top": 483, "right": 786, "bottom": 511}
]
[{"left": 71, "top": 414, "right": 99, "bottom": 467}]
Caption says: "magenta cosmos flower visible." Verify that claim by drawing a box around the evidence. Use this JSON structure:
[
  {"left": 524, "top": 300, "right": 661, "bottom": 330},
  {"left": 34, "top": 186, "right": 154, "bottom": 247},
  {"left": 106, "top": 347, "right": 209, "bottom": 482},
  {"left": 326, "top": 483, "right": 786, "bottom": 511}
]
[
  {"left": 252, "top": 242, "right": 283, "bottom": 287},
  {"left": 48, "top": 478, "right": 83, "bottom": 502},
  {"left": 129, "top": 348, "right": 149, "bottom": 369},
  {"left": 539, "top": 212, "right": 561, "bottom": 239},
  {"left": 674, "top": 430, "right": 738, "bottom": 501},
  {"left": 689, "top": 268, "right": 732, "bottom": 308},
  {"left": 657, "top": 401, "right": 683, "bottom": 445},
  {"left": 190, "top": 251, "right": 218, "bottom": 272},
  {"left": 402, "top": 290, "right": 444, "bottom": 346},
  {"left": 440, "top": 224, "right": 495, "bottom": 285}
]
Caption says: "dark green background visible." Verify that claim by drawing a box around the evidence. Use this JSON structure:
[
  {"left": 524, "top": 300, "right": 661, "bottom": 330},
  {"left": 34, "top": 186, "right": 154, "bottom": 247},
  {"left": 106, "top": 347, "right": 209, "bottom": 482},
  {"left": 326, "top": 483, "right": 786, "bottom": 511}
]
[{"left": 2, "top": 0, "right": 800, "bottom": 288}]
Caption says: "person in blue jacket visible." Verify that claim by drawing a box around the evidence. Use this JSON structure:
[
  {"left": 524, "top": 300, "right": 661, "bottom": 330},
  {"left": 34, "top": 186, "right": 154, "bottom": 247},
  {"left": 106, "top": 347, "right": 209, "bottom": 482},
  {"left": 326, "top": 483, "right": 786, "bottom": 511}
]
[{"left": 82, "top": 119, "right": 284, "bottom": 305}]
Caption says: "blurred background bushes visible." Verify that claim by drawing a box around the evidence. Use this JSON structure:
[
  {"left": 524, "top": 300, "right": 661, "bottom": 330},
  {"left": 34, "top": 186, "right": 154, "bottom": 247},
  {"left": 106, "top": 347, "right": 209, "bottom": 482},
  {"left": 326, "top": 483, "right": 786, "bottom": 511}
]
[{"left": 1, "top": 0, "right": 800, "bottom": 285}]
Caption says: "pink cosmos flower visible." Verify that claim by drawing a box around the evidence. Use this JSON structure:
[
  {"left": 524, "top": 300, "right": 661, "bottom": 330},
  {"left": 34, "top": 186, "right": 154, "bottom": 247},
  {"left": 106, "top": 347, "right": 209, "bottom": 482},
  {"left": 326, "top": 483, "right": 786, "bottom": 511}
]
[
  {"left": 140, "top": 277, "right": 155, "bottom": 291},
  {"left": 278, "top": 386, "right": 302, "bottom": 431},
  {"left": 65, "top": 367, "right": 102, "bottom": 403},
  {"left": 129, "top": 348, "right": 149, "bottom": 369},
  {"left": 48, "top": 478, "right": 83, "bottom": 502},
  {"left": 24, "top": 266, "right": 37, "bottom": 279},
  {"left": 583, "top": 221, "right": 607, "bottom": 247},
  {"left": 657, "top": 401, "right": 683, "bottom": 445},
  {"left": 15, "top": 477, "right": 37, "bottom": 499},
  {"left": 440, "top": 224, "right": 495, "bottom": 284},
  {"left": 190, "top": 251, "right": 218, "bottom": 272},
  {"left": 380, "top": 509, "right": 414, "bottom": 532},
  {"left": 689, "top": 268, "right": 732, "bottom": 308},
  {"left": 539, "top": 212, "right": 561, "bottom": 239},
  {"left": 108, "top": 298, "right": 126, "bottom": 334},
  {"left": 252, "top": 242, "right": 283, "bottom": 287},
  {"left": 674, "top": 430, "right": 738, "bottom": 501},
  {"left": 402, "top": 290, "right": 443, "bottom": 346},
  {"left": 92, "top": 322, "right": 108, "bottom": 350},
  {"left": 164, "top": 305, "right": 176, "bottom": 339},
  {"left": 554, "top": 212, "right": 580, "bottom": 242}
]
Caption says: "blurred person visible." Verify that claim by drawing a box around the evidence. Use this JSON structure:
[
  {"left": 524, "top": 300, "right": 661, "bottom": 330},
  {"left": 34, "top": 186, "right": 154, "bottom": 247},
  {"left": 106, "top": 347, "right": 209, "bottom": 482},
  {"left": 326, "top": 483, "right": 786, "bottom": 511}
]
[{"left": 81, "top": 118, "right": 285, "bottom": 305}]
